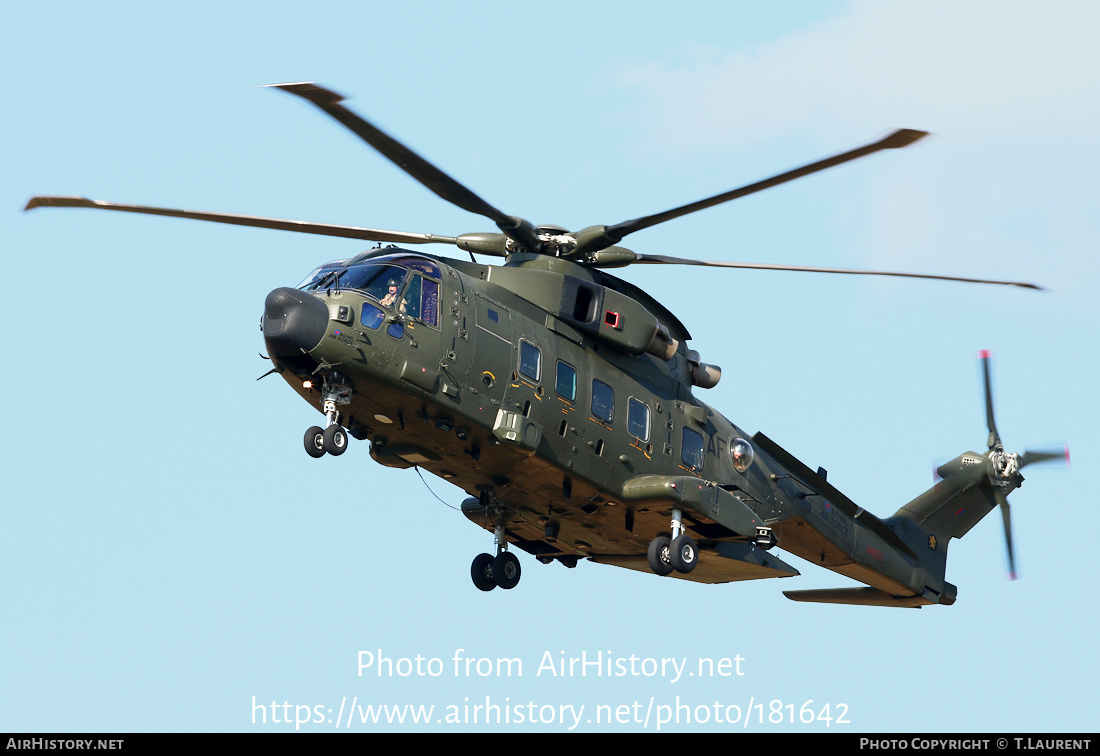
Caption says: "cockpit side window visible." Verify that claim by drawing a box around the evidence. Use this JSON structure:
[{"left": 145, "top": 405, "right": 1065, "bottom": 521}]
[
  {"left": 420, "top": 278, "right": 439, "bottom": 327},
  {"left": 404, "top": 275, "right": 423, "bottom": 320},
  {"left": 360, "top": 302, "right": 385, "bottom": 330},
  {"left": 388, "top": 274, "right": 440, "bottom": 327}
]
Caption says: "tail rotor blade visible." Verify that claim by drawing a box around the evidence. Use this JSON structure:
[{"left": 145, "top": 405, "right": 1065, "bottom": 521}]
[
  {"left": 1020, "top": 445, "right": 1071, "bottom": 469},
  {"left": 979, "top": 350, "right": 1001, "bottom": 450},
  {"left": 998, "top": 493, "right": 1018, "bottom": 581}
]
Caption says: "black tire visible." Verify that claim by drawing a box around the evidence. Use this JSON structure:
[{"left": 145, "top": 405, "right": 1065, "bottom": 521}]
[
  {"left": 323, "top": 425, "right": 348, "bottom": 456},
  {"left": 647, "top": 536, "right": 674, "bottom": 576},
  {"left": 471, "top": 553, "right": 496, "bottom": 591},
  {"left": 493, "top": 551, "right": 521, "bottom": 590},
  {"left": 670, "top": 534, "right": 699, "bottom": 574},
  {"left": 304, "top": 426, "right": 326, "bottom": 458}
]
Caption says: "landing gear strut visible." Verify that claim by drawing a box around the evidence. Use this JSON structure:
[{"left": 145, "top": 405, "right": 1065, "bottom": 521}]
[
  {"left": 648, "top": 508, "right": 698, "bottom": 576},
  {"left": 303, "top": 372, "right": 351, "bottom": 457}
]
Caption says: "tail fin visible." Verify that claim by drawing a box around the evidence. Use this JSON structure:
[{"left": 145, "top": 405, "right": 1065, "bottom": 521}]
[{"left": 878, "top": 452, "right": 1001, "bottom": 596}]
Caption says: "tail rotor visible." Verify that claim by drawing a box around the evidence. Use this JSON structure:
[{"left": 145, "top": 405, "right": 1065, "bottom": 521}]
[{"left": 976, "top": 350, "right": 1068, "bottom": 580}]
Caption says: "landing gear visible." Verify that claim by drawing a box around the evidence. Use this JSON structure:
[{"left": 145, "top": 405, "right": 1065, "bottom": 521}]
[
  {"left": 648, "top": 508, "right": 698, "bottom": 576},
  {"left": 303, "top": 421, "right": 348, "bottom": 457},
  {"left": 469, "top": 550, "right": 522, "bottom": 591},
  {"left": 470, "top": 523, "right": 522, "bottom": 591},
  {"left": 303, "top": 372, "right": 352, "bottom": 458}
]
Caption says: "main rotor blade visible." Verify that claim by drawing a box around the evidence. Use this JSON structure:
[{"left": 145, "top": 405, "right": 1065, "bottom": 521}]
[
  {"left": 23, "top": 196, "right": 458, "bottom": 246},
  {"left": 577, "top": 129, "right": 930, "bottom": 253},
  {"left": 630, "top": 253, "right": 1045, "bottom": 290},
  {"left": 979, "top": 350, "right": 1002, "bottom": 449},
  {"left": 270, "top": 83, "right": 540, "bottom": 251}
]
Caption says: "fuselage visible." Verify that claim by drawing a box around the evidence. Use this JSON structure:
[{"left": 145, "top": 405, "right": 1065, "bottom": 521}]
[{"left": 261, "top": 247, "right": 984, "bottom": 604}]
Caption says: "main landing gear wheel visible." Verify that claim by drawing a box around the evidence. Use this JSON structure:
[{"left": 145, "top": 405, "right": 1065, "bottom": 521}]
[
  {"left": 670, "top": 534, "right": 698, "bottom": 574},
  {"left": 647, "top": 536, "right": 674, "bottom": 576},
  {"left": 493, "top": 551, "right": 521, "bottom": 590},
  {"left": 470, "top": 551, "right": 522, "bottom": 591},
  {"left": 471, "top": 553, "right": 496, "bottom": 592},
  {"left": 304, "top": 426, "right": 326, "bottom": 458},
  {"left": 323, "top": 424, "right": 348, "bottom": 455}
]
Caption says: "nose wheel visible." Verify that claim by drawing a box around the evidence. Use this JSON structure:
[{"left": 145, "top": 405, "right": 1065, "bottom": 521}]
[
  {"left": 303, "top": 373, "right": 352, "bottom": 457},
  {"left": 304, "top": 426, "right": 326, "bottom": 458},
  {"left": 305, "top": 424, "right": 348, "bottom": 456}
]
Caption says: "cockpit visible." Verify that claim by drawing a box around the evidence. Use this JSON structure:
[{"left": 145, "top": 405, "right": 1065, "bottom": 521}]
[{"left": 296, "top": 252, "right": 442, "bottom": 331}]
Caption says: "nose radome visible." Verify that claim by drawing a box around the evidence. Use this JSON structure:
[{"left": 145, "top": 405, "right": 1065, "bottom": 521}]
[{"left": 263, "top": 287, "right": 329, "bottom": 356}]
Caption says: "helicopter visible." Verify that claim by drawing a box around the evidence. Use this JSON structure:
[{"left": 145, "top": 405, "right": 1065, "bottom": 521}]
[{"left": 25, "top": 82, "right": 1065, "bottom": 606}]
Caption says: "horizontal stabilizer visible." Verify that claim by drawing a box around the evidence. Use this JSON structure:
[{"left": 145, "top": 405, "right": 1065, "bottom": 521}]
[{"left": 783, "top": 587, "right": 932, "bottom": 608}]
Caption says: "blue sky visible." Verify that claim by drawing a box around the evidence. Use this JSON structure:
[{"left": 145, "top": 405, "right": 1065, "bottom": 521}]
[{"left": 4, "top": 0, "right": 1097, "bottom": 733}]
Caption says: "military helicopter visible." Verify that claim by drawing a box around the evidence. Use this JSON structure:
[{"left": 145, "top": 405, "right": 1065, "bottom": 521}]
[{"left": 26, "top": 83, "right": 1065, "bottom": 606}]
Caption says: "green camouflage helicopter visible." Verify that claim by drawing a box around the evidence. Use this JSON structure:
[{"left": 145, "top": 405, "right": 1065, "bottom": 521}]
[{"left": 26, "top": 83, "right": 1065, "bottom": 606}]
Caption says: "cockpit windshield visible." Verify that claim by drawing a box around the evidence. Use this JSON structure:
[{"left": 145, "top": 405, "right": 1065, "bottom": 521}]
[
  {"left": 296, "top": 263, "right": 346, "bottom": 290},
  {"left": 296, "top": 254, "right": 443, "bottom": 309}
]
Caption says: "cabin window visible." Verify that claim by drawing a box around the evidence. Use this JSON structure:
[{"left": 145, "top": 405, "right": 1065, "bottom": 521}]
[
  {"left": 730, "top": 437, "right": 754, "bottom": 474},
  {"left": 592, "top": 379, "right": 614, "bottom": 424},
  {"left": 556, "top": 361, "right": 577, "bottom": 401},
  {"left": 627, "top": 398, "right": 650, "bottom": 442},
  {"left": 519, "top": 341, "right": 541, "bottom": 382},
  {"left": 681, "top": 427, "right": 704, "bottom": 472}
]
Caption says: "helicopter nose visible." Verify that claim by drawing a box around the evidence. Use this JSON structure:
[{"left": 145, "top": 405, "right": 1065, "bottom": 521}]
[{"left": 263, "top": 287, "right": 329, "bottom": 356}]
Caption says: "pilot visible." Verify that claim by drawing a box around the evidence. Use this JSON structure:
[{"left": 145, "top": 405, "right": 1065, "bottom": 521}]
[{"left": 380, "top": 279, "right": 401, "bottom": 308}]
